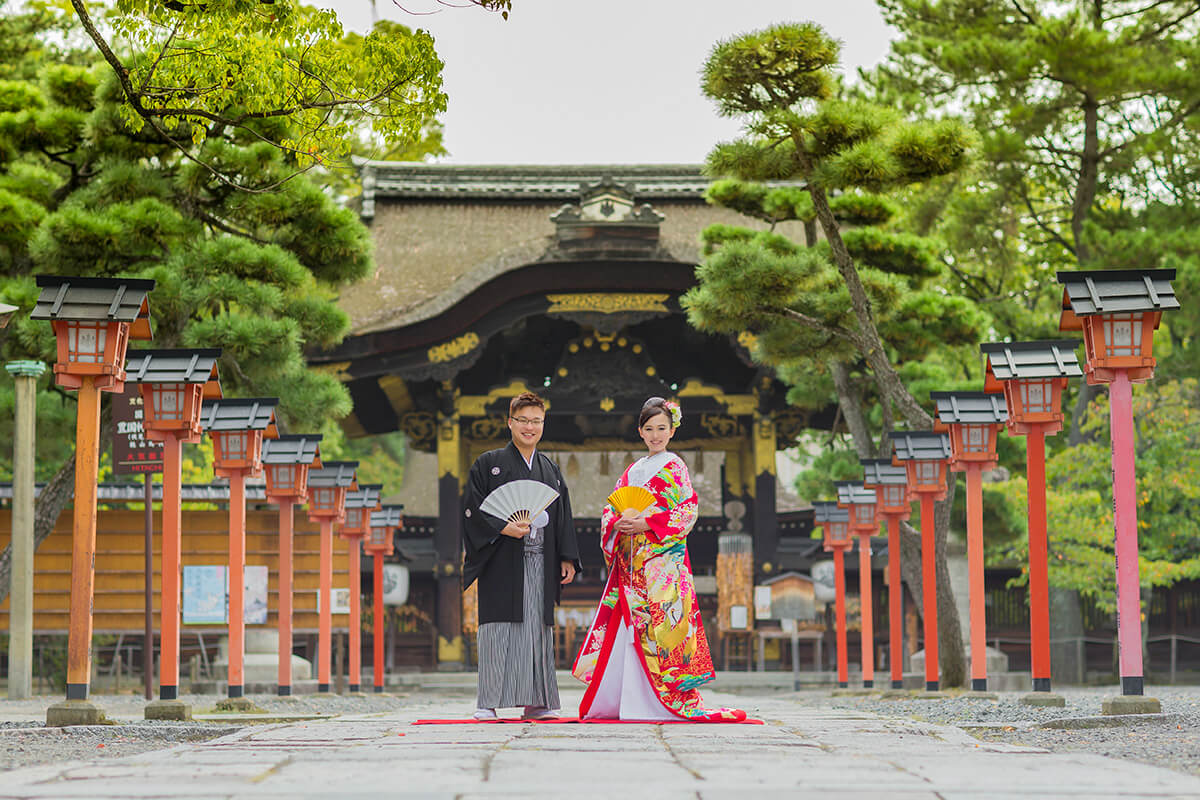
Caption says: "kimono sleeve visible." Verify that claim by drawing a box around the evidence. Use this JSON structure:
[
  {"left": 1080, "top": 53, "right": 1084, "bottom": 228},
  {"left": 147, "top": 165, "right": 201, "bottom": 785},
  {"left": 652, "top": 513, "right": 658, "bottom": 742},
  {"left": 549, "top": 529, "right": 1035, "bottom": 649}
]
[
  {"left": 599, "top": 471, "right": 627, "bottom": 566},
  {"left": 642, "top": 457, "right": 699, "bottom": 548},
  {"left": 461, "top": 455, "right": 507, "bottom": 580}
]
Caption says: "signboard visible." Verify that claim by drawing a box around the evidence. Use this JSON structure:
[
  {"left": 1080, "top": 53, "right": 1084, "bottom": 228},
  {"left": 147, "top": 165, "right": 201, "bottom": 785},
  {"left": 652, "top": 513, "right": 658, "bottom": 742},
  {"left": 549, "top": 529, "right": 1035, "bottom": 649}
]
[
  {"left": 317, "top": 588, "right": 352, "bottom": 615},
  {"left": 244, "top": 566, "right": 268, "bottom": 624},
  {"left": 181, "top": 565, "right": 270, "bottom": 624},
  {"left": 382, "top": 564, "right": 410, "bottom": 606},
  {"left": 753, "top": 585, "right": 773, "bottom": 620},
  {"left": 112, "top": 384, "right": 163, "bottom": 474}
]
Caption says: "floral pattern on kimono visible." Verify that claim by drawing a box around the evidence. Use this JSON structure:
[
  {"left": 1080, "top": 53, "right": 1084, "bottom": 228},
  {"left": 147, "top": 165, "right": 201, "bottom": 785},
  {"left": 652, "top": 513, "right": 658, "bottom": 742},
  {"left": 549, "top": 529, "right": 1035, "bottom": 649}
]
[{"left": 572, "top": 455, "right": 745, "bottom": 722}]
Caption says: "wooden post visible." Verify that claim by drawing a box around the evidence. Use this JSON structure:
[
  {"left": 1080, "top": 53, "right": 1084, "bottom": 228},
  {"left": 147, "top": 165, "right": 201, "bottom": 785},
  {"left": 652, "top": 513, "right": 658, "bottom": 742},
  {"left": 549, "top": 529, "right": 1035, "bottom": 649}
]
[
  {"left": 1026, "top": 425, "right": 1053, "bottom": 692},
  {"left": 318, "top": 518, "right": 333, "bottom": 692},
  {"left": 65, "top": 376, "right": 102, "bottom": 701},
  {"left": 966, "top": 462, "right": 989, "bottom": 691},
  {"left": 278, "top": 499, "right": 295, "bottom": 695},
  {"left": 143, "top": 474, "right": 154, "bottom": 700},
  {"left": 158, "top": 433, "right": 183, "bottom": 701},
  {"left": 1109, "top": 371, "right": 1146, "bottom": 696},
  {"left": 887, "top": 514, "right": 904, "bottom": 689},
  {"left": 349, "top": 538, "right": 362, "bottom": 692},
  {"left": 5, "top": 361, "right": 44, "bottom": 701},
  {"left": 227, "top": 471, "right": 247, "bottom": 698},
  {"left": 373, "top": 552, "right": 385, "bottom": 693},
  {"left": 919, "top": 492, "right": 939, "bottom": 691},
  {"left": 833, "top": 546, "right": 848, "bottom": 688},
  {"left": 857, "top": 533, "right": 874, "bottom": 688}
]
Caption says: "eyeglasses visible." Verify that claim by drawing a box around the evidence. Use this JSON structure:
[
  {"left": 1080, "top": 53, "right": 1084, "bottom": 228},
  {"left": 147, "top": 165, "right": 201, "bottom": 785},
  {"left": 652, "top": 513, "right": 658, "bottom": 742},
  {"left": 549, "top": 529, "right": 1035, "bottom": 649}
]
[{"left": 511, "top": 416, "right": 544, "bottom": 427}]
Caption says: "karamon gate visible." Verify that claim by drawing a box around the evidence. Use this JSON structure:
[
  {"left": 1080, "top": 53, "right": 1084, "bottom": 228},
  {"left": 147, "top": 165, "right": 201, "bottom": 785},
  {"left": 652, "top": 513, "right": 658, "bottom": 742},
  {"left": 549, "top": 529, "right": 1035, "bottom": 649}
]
[{"left": 311, "top": 164, "right": 830, "bottom": 664}]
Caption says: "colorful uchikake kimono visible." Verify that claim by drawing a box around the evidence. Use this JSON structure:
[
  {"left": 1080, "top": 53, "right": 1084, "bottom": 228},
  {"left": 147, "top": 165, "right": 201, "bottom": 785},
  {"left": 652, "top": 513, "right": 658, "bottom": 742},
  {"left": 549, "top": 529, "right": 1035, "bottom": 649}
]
[{"left": 572, "top": 451, "right": 746, "bottom": 722}]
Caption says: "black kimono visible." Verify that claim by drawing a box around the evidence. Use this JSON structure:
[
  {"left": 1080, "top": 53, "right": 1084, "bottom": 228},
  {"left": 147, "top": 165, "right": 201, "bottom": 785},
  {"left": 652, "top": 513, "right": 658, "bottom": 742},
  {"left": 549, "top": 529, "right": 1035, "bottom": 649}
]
[{"left": 462, "top": 442, "right": 582, "bottom": 624}]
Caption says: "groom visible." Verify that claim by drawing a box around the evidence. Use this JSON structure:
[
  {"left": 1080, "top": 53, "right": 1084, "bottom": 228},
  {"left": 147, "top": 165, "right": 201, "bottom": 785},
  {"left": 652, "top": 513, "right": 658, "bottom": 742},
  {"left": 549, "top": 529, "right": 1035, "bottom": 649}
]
[{"left": 462, "top": 391, "right": 581, "bottom": 719}]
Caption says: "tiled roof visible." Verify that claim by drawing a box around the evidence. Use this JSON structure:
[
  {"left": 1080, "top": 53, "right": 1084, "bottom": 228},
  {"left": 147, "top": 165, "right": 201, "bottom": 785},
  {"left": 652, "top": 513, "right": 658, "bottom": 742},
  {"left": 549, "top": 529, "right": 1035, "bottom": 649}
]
[
  {"left": 860, "top": 458, "right": 908, "bottom": 486},
  {"left": 835, "top": 481, "right": 877, "bottom": 506},
  {"left": 0, "top": 482, "right": 267, "bottom": 501},
  {"left": 262, "top": 434, "right": 322, "bottom": 465},
  {"left": 307, "top": 461, "right": 359, "bottom": 489},
  {"left": 981, "top": 340, "right": 1083, "bottom": 381},
  {"left": 812, "top": 500, "right": 850, "bottom": 524},
  {"left": 31, "top": 275, "right": 155, "bottom": 324},
  {"left": 930, "top": 391, "right": 1008, "bottom": 425},
  {"left": 199, "top": 398, "right": 278, "bottom": 433},
  {"left": 890, "top": 431, "right": 952, "bottom": 461},
  {"left": 371, "top": 505, "right": 405, "bottom": 528},
  {"left": 1057, "top": 269, "right": 1179, "bottom": 316},
  {"left": 125, "top": 349, "right": 221, "bottom": 385},
  {"left": 345, "top": 484, "right": 383, "bottom": 509}
]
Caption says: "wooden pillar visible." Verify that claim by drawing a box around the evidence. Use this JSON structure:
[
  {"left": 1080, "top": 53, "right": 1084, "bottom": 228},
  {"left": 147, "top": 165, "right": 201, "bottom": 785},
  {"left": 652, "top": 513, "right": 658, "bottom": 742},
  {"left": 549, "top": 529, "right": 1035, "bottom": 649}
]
[
  {"left": 5, "top": 361, "right": 44, "bottom": 701},
  {"left": 158, "top": 432, "right": 183, "bottom": 701},
  {"left": 318, "top": 518, "right": 333, "bottom": 691},
  {"left": 277, "top": 499, "right": 295, "bottom": 695},
  {"left": 435, "top": 399, "right": 465, "bottom": 666},
  {"left": 373, "top": 552, "right": 385, "bottom": 692},
  {"left": 227, "top": 471, "right": 247, "bottom": 698},
  {"left": 751, "top": 407, "right": 778, "bottom": 577},
  {"left": 348, "top": 538, "right": 362, "bottom": 692}
]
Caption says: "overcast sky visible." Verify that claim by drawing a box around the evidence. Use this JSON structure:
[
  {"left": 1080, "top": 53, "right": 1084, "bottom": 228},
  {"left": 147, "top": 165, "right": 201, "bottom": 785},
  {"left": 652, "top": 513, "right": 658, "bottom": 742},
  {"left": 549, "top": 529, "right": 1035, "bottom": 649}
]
[{"left": 327, "top": 0, "right": 896, "bottom": 164}]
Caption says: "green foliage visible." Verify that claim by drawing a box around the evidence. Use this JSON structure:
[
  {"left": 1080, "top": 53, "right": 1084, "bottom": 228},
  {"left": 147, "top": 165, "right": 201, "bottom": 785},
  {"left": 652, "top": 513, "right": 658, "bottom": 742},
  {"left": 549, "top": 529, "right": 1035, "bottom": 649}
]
[
  {"left": 828, "top": 192, "right": 898, "bottom": 226},
  {"left": 987, "top": 380, "right": 1200, "bottom": 610},
  {"left": 792, "top": 446, "right": 864, "bottom": 507}
]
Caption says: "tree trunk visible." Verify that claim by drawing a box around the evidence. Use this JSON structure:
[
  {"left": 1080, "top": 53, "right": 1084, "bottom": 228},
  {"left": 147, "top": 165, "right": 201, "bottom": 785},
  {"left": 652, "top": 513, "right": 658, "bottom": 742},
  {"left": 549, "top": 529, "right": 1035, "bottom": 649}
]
[
  {"left": 1071, "top": 95, "right": 1100, "bottom": 265},
  {"left": 831, "top": 360, "right": 873, "bottom": 457},
  {"left": 933, "top": 481, "right": 966, "bottom": 687},
  {"left": 0, "top": 401, "right": 112, "bottom": 604}
]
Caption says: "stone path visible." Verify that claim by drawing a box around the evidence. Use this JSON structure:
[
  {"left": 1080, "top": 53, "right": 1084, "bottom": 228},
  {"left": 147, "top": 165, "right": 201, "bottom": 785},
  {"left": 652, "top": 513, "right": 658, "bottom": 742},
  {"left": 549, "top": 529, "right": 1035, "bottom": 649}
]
[{"left": 2, "top": 689, "right": 1199, "bottom": 799}]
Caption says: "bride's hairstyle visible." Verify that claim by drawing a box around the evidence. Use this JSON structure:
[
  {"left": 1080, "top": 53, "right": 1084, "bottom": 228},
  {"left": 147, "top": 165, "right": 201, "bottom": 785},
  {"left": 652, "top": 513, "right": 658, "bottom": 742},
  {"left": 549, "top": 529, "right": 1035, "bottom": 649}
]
[{"left": 639, "top": 397, "right": 670, "bottom": 428}]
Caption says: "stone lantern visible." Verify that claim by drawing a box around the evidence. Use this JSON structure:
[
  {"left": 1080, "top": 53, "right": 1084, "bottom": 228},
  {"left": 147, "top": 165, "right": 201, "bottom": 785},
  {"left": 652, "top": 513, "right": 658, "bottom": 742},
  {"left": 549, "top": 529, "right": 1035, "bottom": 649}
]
[
  {"left": 861, "top": 458, "right": 910, "bottom": 690},
  {"left": 201, "top": 398, "right": 279, "bottom": 705},
  {"left": 1058, "top": 269, "right": 1180, "bottom": 714},
  {"left": 814, "top": 501, "right": 852, "bottom": 688},
  {"left": 340, "top": 484, "right": 382, "bottom": 694},
  {"left": 262, "top": 434, "right": 323, "bottom": 696},
  {"left": 31, "top": 276, "right": 155, "bottom": 727},
  {"left": 367, "top": 505, "right": 404, "bottom": 693},
  {"left": 126, "top": 348, "right": 223, "bottom": 720},
  {"left": 306, "top": 461, "right": 359, "bottom": 693},
  {"left": 932, "top": 391, "right": 1007, "bottom": 694},
  {"left": 982, "top": 340, "right": 1082, "bottom": 707},
  {"left": 836, "top": 482, "right": 879, "bottom": 690},
  {"left": 890, "top": 430, "right": 951, "bottom": 692}
]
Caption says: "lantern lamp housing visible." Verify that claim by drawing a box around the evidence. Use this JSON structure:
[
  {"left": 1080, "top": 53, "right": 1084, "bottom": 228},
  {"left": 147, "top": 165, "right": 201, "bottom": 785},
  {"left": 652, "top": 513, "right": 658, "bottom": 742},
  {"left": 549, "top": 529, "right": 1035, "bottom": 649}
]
[
  {"left": 125, "top": 349, "right": 222, "bottom": 442},
  {"left": 981, "top": 340, "right": 1082, "bottom": 436},
  {"left": 201, "top": 398, "right": 279, "bottom": 477},
  {"left": 931, "top": 391, "right": 1008, "bottom": 470},
  {"left": 835, "top": 481, "right": 878, "bottom": 533},
  {"left": 1057, "top": 269, "right": 1179, "bottom": 385},
  {"left": 262, "top": 434, "right": 323, "bottom": 502},
  {"left": 31, "top": 276, "right": 155, "bottom": 392},
  {"left": 890, "top": 431, "right": 951, "bottom": 501},
  {"left": 813, "top": 500, "right": 852, "bottom": 551},
  {"left": 860, "top": 459, "right": 911, "bottom": 520},
  {"left": 341, "top": 484, "right": 383, "bottom": 539},
  {"left": 366, "top": 505, "right": 404, "bottom": 556},
  {"left": 306, "top": 461, "right": 359, "bottom": 522}
]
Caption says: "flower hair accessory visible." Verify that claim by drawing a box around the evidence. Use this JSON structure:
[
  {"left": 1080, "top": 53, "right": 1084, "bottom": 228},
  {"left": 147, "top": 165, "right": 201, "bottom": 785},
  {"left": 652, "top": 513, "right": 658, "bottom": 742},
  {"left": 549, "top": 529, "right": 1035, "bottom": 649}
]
[{"left": 663, "top": 400, "right": 682, "bottom": 429}]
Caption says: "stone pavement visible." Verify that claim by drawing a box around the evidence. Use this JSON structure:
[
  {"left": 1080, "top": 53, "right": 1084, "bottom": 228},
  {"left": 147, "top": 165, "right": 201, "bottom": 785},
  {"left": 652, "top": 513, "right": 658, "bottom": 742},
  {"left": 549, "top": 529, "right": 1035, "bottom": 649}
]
[{"left": 2, "top": 689, "right": 1199, "bottom": 799}]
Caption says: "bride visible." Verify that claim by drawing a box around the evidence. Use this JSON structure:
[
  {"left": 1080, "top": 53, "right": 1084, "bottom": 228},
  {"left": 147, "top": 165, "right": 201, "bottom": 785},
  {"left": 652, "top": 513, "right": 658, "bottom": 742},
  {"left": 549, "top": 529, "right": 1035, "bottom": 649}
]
[{"left": 572, "top": 397, "right": 746, "bottom": 722}]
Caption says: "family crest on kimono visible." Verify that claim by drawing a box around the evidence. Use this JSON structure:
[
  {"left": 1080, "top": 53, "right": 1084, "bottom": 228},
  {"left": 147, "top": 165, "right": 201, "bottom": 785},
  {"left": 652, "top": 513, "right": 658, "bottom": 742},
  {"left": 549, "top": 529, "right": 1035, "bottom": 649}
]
[
  {"left": 572, "top": 397, "right": 747, "bottom": 722},
  {"left": 462, "top": 392, "right": 582, "bottom": 720}
]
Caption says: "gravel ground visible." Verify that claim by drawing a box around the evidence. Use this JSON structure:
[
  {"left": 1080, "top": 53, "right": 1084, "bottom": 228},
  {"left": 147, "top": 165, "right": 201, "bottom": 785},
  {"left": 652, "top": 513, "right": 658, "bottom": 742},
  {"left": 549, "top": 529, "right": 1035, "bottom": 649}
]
[
  {"left": 789, "top": 686, "right": 1200, "bottom": 778},
  {"left": 0, "top": 691, "right": 416, "bottom": 772}
]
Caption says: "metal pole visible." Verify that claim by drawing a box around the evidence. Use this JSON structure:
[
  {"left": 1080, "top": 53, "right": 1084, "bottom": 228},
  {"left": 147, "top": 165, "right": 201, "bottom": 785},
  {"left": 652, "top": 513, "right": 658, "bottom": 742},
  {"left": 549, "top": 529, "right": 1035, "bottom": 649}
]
[
  {"left": 1109, "top": 370, "right": 1145, "bottom": 695},
  {"left": 143, "top": 473, "right": 154, "bottom": 700},
  {"left": 5, "top": 361, "right": 44, "bottom": 700}
]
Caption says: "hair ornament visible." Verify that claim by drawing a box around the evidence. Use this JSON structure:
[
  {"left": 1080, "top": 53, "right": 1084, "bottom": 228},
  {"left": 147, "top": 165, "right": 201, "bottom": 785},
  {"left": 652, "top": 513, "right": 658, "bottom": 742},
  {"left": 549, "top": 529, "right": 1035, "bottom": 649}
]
[{"left": 663, "top": 399, "right": 682, "bottom": 429}]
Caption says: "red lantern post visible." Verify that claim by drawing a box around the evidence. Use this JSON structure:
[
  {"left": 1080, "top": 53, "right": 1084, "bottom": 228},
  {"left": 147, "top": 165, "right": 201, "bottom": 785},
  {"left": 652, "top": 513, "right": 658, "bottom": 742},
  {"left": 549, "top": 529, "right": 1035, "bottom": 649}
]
[
  {"left": 982, "top": 340, "right": 1081, "bottom": 707},
  {"left": 932, "top": 391, "right": 1008, "bottom": 694},
  {"left": 861, "top": 459, "right": 911, "bottom": 690},
  {"left": 306, "top": 462, "right": 359, "bottom": 693},
  {"left": 814, "top": 501, "right": 853, "bottom": 688},
  {"left": 366, "top": 505, "right": 403, "bottom": 693},
  {"left": 1058, "top": 269, "right": 1179, "bottom": 714},
  {"left": 201, "top": 398, "right": 279, "bottom": 706},
  {"left": 339, "top": 485, "right": 382, "bottom": 694},
  {"left": 890, "top": 431, "right": 951, "bottom": 692},
  {"left": 33, "top": 276, "right": 154, "bottom": 726},
  {"left": 836, "top": 482, "right": 879, "bottom": 689},
  {"left": 127, "top": 349, "right": 222, "bottom": 720},
  {"left": 262, "top": 434, "right": 322, "bottom": 696}
]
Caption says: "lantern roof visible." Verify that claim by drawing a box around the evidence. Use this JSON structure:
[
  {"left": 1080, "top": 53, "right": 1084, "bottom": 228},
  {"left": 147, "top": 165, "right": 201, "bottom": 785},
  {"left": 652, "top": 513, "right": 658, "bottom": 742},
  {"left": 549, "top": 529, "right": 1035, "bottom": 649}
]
[
  {"left": 860, "top": 458, "right": 908, "bottom": 486},
  {"left": 199, "top": 398, "right": 279, "bottom": 436},
  {"left": 125, "top": 348, "right": 222, "bottom": 392},
  {"left": 31, "top": 275, "right": 155, "bottom": 340},
  {"left": 262, "top": 434, "right": 322, "bottom": 466},
  {"left": 345, "top": 484, "right": 383, "bottom": 509},
  {"left": 834, "top": 481, "right": 876, "bottom": 506},
  {"left": 930, "top": 390, "right": 1008, "bottom": 426},
  {"left": 980, "top": 339, "right": 1083, "bottom": 388},
  {"left": 812, "top": 500, "right": 849, "bottom": 524},
  {"left": 1057, "top": 269, "right": 1179, "bottom": 330},
  {"left": 370, "top": 504, "right": 405, "bottom": 529},
  {"left": 307, "top": 461, "right": 359, "bottom": 489},
  {"left": 890, "top": 430, "right": 952, "bottom": 461}
]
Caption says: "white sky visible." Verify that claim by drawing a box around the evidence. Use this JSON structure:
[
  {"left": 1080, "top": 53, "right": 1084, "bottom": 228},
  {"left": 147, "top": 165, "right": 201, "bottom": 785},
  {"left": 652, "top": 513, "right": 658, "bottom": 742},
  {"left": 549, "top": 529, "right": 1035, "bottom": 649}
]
[{"left": 326, "top": 0, "right": 896, "bottom": 164}]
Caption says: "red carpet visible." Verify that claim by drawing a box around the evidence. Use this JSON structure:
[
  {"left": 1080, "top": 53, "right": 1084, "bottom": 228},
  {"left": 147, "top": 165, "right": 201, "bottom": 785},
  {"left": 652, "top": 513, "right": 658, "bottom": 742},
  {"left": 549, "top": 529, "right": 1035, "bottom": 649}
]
[{"left": 412, "top": 716, "right": 763, "bottom": 725}]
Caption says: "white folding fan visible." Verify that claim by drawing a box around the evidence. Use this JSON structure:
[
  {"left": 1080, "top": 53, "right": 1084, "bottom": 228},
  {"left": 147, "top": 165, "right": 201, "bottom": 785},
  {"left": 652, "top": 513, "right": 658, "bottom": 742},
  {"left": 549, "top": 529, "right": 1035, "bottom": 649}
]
[{"left": 479, "top": 479, "right": 560, "bottom": 526}]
